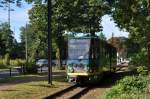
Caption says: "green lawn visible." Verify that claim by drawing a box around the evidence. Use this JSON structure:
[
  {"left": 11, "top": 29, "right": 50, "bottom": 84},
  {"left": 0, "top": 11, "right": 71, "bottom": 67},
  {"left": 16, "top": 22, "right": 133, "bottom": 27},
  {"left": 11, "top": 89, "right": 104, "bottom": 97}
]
[{"left": 0, "top": 73, "right": 70, "bottom": 99}]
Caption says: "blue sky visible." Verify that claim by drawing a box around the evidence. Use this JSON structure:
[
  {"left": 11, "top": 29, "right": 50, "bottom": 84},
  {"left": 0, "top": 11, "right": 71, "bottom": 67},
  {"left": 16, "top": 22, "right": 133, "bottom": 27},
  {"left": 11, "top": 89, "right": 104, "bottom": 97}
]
[
  {"left": 102, "top": 15, "right": 129, "bottom": 39},
  {"left": 0, "top": 3, "right": 128, "bottom": 42},
  {"left": 0, "top": 2, "right": 32, "bottom": 42}
]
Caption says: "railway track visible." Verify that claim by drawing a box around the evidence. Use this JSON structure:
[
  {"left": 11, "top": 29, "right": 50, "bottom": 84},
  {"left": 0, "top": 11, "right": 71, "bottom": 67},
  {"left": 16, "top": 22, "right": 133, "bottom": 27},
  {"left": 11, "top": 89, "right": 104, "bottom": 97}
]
[{"left": 44, "top": 84, "right": 91, "bottom": 99}]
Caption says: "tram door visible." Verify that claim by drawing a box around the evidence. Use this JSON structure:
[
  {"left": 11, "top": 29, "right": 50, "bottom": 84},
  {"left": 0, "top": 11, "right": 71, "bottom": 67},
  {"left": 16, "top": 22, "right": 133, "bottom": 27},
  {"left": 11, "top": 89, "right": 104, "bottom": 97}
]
[{"left": 89, "top": 38, "right": 100, "bottom": 72}]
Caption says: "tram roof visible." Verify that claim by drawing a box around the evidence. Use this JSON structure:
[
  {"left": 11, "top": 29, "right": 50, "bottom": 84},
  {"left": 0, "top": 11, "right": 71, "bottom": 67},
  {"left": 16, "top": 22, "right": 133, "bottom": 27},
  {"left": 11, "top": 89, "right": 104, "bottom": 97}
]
[
  {"left": 68, "top": 36, "right": 99, "bottom": 39},
  {"left": 67, "top": 36, "right": 116, "bottom": 50}
]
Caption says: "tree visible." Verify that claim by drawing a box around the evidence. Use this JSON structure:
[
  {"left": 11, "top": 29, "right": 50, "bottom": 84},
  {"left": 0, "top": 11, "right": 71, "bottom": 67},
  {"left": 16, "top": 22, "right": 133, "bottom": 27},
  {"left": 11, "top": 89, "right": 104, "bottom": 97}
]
[
  {"left": 0, "top": 22, "right": 17, "bottom": 57},
  {"left": 0, "top": 32, "right": 5, "bottom": 57},
  {"left": 99, "top": 32, "right": 106, "bottom": 40},
  {"left": 20, "top": 23, "right": 48, "bottom": 60},
  {"left": 26, "top": 0, "right": 111, "bottom": 34},
  {"left": 110, "top": 0, "right": 150, "bottom": 65}
]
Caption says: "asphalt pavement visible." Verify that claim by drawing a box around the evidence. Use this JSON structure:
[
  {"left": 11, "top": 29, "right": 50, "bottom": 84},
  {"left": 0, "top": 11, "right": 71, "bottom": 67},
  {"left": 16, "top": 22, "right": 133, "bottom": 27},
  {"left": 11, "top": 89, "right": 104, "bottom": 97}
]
[
  {"left": 0, "top": 69, "right": 19, "bottom": 79},
  {"left": 0, "top": 67, "right": 49, "bottom": 79}
]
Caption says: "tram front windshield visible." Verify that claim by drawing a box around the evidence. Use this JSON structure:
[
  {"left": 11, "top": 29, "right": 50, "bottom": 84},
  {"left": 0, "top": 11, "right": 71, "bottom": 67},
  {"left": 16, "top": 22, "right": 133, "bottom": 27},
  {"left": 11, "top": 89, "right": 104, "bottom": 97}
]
[{"left": 68, "top": 39, "right": 90, "bottom": 60}]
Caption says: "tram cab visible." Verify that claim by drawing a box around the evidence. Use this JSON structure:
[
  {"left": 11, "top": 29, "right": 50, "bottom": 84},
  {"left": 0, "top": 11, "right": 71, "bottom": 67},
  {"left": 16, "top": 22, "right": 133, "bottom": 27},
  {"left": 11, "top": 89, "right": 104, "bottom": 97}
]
[
  {"left": 67, "top": 37, "right": 117, "bottom": 82},
  {"left": 67, "top": 37, "right": 116, "bottom": 81},
  {"left": 67, "top": 38, "right": 91, "bottom": 76}
]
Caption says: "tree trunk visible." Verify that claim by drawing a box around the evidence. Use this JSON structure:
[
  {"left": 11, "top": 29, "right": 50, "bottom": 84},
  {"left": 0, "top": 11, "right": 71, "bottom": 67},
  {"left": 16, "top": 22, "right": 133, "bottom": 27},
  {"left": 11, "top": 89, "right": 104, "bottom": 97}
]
[
  {"left": 56, "top": 48, "right": 62, "bottom": 69},
  {"left": 148, "top": 44, "right": 150, "bottom": 66}
]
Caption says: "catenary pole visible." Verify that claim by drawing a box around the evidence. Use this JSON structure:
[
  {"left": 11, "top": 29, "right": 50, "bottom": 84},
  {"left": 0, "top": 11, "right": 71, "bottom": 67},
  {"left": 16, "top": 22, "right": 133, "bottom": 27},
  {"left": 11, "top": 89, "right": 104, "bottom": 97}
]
[
  {"left": 25, "top": 23, "right": 28, "bottom": 74},
  {"left": 48, "top": 0, "right": 52, "bottom": 84},
  {"left": 8, "top": 1, "right": 10, "bottom": 29}
]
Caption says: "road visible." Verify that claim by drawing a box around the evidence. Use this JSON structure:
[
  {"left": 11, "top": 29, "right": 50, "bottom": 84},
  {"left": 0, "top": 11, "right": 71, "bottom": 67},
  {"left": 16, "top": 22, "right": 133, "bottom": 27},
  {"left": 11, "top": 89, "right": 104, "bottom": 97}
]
[{"left": 0, "top": 69, "right": 19, "bottom": 79}]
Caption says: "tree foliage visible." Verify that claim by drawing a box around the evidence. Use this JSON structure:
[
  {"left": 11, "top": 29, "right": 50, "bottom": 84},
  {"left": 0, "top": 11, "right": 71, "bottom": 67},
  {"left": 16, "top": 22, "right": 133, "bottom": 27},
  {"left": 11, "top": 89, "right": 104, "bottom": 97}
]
[
  {"left": 26, "top": 0, "right": 111, "bottom": 34},
  {"left": 110, "top": 0, "right": 150, "bottom": 45},
  {"left": 0, "top": 22, "right": 18, "bottom": 58},
  {"left": 109, "top": 0, "right": 150, "bottom": 65},
  {"left": 20, "top": 23, "right": 49, "bottom": 59},
  {"left": 1, "top": 0, "right": 150, "bottom": 66},
  {"left": 99, "top": 32, "right": 106, "bottom": 40},
  {"left": 20, "top": 0, "right": 111, "bottom": 65}
]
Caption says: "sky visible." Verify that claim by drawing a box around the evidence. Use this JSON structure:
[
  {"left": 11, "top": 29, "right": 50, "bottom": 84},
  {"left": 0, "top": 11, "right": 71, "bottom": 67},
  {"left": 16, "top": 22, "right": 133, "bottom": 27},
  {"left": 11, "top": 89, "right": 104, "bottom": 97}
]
[
  {"left": 0, "top": 2, "right": 32, "bottom": 42},
  {"left": 0, "top": 3, "right": 129, "bottom": 42},
  {"left": 102, "top": 15, "right": 129, "bottom": 39}
]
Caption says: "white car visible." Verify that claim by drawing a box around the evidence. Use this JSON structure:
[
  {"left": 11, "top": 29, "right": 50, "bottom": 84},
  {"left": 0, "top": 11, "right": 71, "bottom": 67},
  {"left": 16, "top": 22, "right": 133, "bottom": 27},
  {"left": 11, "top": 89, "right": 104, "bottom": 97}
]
[{"left": 36, "top": 59, "right": 48, "bottom": 67}]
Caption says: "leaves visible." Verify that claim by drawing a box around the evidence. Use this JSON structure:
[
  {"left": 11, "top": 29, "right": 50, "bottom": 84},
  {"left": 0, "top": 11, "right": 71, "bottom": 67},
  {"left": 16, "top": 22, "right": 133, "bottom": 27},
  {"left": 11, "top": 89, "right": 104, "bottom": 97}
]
[
  {"left": 106, "top": 75, "right": 150, "bottom": 99},
  {"left": 19, "top": 0, "right": 110, "bottom": 60},
  {"left": 111, "top": 0, "right": 150, "bottom": 45},
  {"left": 146, "top": 15, "right": 150, "bottom": 21},
  {"left": 0, "top": 22, "right": 17, "bottom": 57}
]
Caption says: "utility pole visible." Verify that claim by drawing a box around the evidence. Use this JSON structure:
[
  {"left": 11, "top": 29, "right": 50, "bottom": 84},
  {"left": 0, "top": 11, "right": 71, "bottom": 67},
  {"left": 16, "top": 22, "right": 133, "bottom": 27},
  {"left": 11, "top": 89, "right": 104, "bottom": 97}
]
[
  {"left": 111, "top": 32, "right": 114, "bottom": 45},
  {"left": 8, "top": 1, "right": 10, "bottom": 29},
  {"left": 7, "top": 0, "right": 14, "bottom": 30},
  {"left": 7, "top": 0, "right": 12, "bottom": 77},
  {"left": 48, "top": 0, "right": 52, "bottom": 84},
  {"left": 110, "top": 32, "right": 114, "bottom": 72},
  {"left": 25, "top": 23, "right": 28, "bottom": 73}
]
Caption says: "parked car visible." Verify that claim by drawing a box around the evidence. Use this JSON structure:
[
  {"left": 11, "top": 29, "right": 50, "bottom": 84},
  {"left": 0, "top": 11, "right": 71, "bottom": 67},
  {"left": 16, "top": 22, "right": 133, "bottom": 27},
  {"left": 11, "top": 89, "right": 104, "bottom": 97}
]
[
  {"left": 36, "top": 59, "right": 67, "bottom": 67},
  {"left": 36, "top": 59, "right": 48, "bottom": 67}
]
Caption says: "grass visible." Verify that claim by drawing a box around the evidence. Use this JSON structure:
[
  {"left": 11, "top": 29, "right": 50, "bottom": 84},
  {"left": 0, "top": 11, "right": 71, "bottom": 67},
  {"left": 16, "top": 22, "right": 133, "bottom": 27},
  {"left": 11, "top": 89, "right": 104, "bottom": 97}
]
[
  {"left": 0, "top": 72, "right": 70, "bottom": 99},
  {"left": 0, "top": 74, "right": 45, "bottom": 83},
  {"left": 0, "top": 80, "right": 70, "bottom": 99}
]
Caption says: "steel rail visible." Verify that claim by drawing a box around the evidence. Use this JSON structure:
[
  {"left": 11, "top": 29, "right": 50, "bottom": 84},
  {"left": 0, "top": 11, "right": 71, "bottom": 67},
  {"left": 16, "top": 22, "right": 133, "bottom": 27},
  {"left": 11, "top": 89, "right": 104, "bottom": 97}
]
[
  {"left": 69, "top": 87, "right": 91, "bottom": 99},
  {"left": 44, "top": 84, "right": 78, "bottom": 99}
]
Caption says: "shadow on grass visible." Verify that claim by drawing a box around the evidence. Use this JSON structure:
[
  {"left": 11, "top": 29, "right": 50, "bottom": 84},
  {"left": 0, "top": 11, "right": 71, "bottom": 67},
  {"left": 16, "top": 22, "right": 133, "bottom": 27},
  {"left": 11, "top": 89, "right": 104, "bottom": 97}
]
[
  {"left": 1, "top": 89, "right": 19, "bottom": 91},
  {"left": 29, "top": 84, "right": 59, "bottom": 88},
  {"left": 0, "top": 70, "right": 136, "bottom": 89},
  {"left": 0, "top": 71, "right": 67, "bottom": 85}
]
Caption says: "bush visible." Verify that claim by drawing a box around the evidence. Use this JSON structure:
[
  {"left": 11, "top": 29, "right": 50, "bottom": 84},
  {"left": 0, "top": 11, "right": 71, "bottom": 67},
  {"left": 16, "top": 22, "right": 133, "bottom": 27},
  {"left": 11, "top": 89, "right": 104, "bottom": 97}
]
[
  {"left": 137, "top": 66, "right": 148, "bottom": 75},
  {"left": 10, "top": 60, "right": 19, "bottom": 67},
  {"left": 105, "top": 75, "right": 150, "bottom": 99},
  {"left": 25, "top": 59, "right": 37, "bottom": 74},
  {"left": 3, "top": 54, "right": 10, "bottom": 67},
  {"left": 0, "top": 58, "right": 26, "bottom": 69},
  {"left": 0, "top": 56, "right": 37, "bottom": 74},
  {"left": 129, "top": 48, "right": 149, "bottom": 67},
  {"left": 0, "top": 59, "right": 6, "bottom": 69}
]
